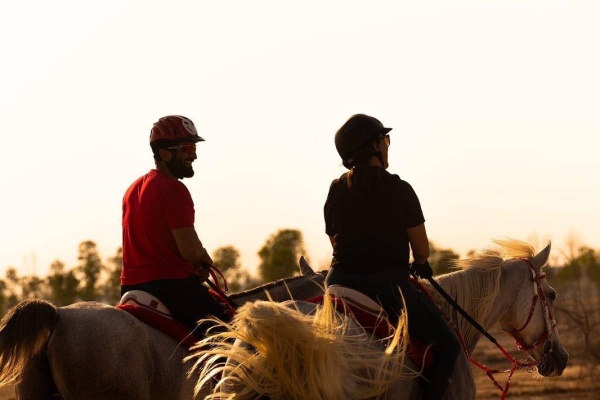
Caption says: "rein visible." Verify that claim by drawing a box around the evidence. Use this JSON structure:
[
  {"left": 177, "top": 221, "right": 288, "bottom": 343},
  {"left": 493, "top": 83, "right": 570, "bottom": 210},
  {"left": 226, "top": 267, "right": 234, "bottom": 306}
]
[
  {"left": 194, "top": 265, "right": 240, "bottom": 310},
  {"left": 417, "top": 258, "right": 555, "bottom": 400}
]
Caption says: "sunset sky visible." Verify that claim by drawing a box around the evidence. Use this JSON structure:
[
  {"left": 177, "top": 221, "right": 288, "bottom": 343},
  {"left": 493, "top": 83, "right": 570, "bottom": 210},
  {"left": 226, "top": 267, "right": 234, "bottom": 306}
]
[{"left": 1, "top": 0, "right": 598, "bottom": 278}]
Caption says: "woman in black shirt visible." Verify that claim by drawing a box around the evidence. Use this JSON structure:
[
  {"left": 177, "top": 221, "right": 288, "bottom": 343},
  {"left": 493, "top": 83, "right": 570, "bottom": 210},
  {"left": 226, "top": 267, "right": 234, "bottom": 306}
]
[{"left": 324, "top": 114, "right": 460, "bottom": 400}]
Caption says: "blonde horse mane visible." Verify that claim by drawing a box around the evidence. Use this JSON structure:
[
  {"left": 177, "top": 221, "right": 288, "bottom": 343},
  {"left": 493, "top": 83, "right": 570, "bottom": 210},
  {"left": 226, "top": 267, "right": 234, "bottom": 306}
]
[
  {"left": 188, "top": 295, "right": 415, "bottom": 400},
  {"left": 433, "top": 238, "right": 536, "bottom": 346}
]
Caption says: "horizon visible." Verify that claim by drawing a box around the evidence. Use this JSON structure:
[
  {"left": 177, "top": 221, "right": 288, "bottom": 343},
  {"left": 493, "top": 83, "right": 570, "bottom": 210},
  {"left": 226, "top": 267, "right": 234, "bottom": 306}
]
[{"left": 4, "top": 226, "right": 592, "bottom": 279}]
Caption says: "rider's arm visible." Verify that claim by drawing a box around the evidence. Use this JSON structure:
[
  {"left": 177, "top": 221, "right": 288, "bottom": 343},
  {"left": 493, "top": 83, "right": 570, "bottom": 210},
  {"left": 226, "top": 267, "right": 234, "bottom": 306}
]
[
  {"left": 407, "top": 223, "right": 430, "bottom": 263},
  {"left": 171, "top": 227, "right": 213, "bottom": 266}
]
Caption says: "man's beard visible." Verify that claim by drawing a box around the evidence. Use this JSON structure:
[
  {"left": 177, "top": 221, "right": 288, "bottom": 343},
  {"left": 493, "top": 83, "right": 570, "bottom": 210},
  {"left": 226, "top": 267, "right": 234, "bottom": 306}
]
[{"left": 169, "top": 157, "right": 195, "bottom": 179}]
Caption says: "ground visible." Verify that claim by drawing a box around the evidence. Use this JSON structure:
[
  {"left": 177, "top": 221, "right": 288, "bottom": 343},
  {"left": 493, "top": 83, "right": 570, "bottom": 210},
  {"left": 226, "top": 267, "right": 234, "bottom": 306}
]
[
  {"left": 1, "top": 362, "right": 598, "bottom": 399},
  {"left": 470, "top": 325, "right": 599, "bottom": 399}
]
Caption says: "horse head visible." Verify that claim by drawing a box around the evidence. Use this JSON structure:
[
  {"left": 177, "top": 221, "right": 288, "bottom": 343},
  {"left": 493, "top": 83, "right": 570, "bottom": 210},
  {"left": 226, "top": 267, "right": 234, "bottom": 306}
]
[{"left": 498, "top": 242, "right": 569, "bottom": 377}]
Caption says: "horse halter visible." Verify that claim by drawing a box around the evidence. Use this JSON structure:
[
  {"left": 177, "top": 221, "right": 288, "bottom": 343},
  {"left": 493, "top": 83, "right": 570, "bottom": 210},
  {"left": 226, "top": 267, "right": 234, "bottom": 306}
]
[{"left": 506, "top": 259, "right": 557, "bottom": 352}]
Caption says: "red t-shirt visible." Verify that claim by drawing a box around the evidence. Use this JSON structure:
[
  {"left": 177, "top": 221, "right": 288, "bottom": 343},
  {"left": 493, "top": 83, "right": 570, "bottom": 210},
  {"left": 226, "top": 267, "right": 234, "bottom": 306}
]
[{"left": 121, "top": 169, "right": 196, "bottom": 285}]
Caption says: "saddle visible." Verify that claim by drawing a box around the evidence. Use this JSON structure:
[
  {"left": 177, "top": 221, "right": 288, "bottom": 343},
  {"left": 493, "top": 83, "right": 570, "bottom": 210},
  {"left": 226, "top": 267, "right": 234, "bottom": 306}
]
[
  {"left": 307, "top": 284, "right": 434, "bottom": 369},
  {"left": 117, "top": 290, "right": 221, "bottom": 350}
]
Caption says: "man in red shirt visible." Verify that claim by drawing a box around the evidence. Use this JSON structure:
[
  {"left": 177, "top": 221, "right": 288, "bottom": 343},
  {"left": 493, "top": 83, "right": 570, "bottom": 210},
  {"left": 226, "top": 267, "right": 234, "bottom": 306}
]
[{"left": 121, "top": 115, "right": 230, "bottom": 333}]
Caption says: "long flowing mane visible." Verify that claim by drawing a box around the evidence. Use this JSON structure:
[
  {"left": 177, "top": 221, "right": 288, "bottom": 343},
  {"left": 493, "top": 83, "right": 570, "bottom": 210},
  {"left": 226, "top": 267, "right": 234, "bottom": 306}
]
[
  {"left": 189, "top": 296, "right": 414, "bottom": 400},
  {"left": 432, "top": 239, "right": 535, "bottom": 346}
]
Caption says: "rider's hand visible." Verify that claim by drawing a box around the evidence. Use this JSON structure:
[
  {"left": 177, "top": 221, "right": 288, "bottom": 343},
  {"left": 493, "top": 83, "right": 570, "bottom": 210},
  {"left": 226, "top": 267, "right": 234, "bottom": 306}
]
[
  {"left": 194, "top": 263, "right": 210, "bottom": 281},
  {"left": 410, "top": 261, "right": 434, "bottom": 279},
  {"left": 193, "top": 248, "right": 213, "bottom": 281}
]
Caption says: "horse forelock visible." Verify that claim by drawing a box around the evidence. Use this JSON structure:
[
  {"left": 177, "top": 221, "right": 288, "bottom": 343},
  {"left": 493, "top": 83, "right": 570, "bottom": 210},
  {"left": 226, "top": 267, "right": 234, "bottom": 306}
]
[
  {"left": 491, "top": 238, "right": 536, "bottom": 260},
  {"left": 454, "top": 239, "right": 535, "bottom": 272}
]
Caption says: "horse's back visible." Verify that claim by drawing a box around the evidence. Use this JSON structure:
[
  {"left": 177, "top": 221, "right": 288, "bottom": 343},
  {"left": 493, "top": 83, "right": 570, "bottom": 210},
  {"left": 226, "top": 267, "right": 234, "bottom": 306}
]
[{"left": 46, "top": 302, "right": 196, "bottom": 400}]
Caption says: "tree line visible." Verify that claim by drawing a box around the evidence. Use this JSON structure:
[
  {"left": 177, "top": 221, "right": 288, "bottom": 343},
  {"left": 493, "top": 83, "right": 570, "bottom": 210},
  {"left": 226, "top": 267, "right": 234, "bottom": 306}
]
[
  {"left": 1, "top": 231, "right": 599, "bottom": 318},
  {"left": 0, "top": 229, "right": 306, "bottom": 315}
]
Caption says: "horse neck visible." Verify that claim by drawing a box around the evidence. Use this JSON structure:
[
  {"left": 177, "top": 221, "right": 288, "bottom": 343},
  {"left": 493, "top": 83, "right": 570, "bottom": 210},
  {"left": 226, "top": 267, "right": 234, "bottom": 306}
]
[
  {"left": 435, "top": 264, "right": 513, "bottom": 353},
  {"left": 232, "top": 274, "right": 326, "bottom": 303}
]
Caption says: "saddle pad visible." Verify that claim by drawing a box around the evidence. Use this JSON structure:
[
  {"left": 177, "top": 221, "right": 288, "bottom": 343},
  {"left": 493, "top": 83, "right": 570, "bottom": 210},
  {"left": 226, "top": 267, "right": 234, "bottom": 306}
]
[
  {"left": 306, "top": 294, "right": 394, "bottom": 339},
  {"left": 116, "top": 288, "right": 236, "bottom": 352}
]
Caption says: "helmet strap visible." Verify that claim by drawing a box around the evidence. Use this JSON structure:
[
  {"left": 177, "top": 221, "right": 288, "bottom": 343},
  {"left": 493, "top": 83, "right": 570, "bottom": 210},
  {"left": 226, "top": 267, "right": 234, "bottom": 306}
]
[
  {"left": 376, "top": 151, "right": 384, "bottom": 167},
  {"left": 373, "top": 140, "right": 385, "bottom": 167}
]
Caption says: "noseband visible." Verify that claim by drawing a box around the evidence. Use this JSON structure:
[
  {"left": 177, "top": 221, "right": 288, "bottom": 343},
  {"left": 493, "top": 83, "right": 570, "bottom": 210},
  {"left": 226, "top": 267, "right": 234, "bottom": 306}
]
[{"left": 506, "top": 259, "right": 557, "bottom": 352}]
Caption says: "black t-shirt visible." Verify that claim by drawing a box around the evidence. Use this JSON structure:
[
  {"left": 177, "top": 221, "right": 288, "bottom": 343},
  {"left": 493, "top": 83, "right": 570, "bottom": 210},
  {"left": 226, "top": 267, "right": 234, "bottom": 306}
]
[{"left": 324, "top": 167, "right": 425, "bottom": 274}]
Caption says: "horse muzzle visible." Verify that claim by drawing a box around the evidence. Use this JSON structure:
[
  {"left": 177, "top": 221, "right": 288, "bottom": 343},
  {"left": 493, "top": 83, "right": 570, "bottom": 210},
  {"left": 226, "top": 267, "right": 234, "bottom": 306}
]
[{"left": 536, "top": 340, "right": 569, "bottom": 376}]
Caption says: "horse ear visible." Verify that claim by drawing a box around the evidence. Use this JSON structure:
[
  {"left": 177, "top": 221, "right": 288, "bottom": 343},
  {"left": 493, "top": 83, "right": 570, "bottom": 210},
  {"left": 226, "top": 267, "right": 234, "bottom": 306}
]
[
  {"left": 298, "top": 256, "right": 315, "bottom": 276},
  {"left": 532, "top": 242, "right": 551, "bottom": 270}
]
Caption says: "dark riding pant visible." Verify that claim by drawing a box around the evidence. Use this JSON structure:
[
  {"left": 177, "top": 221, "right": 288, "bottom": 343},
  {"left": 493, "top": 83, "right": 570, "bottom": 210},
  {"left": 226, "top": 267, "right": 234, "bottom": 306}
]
[
  {"left": 326, "top": 267, "right": 461, "bottom": 399},
  {"left": 121, "top": 276, "right": 231, "bottom": 335}
]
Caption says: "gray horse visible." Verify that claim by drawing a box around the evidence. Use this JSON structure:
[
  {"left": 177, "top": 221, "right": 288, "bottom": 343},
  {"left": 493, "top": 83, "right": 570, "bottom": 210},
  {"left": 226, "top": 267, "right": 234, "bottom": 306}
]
[
  {"left": 0, "top": 262, "right": 326, "bottom": 399},
  {"left": 192, "top": 240, "right": 569, "bottom": 399}
]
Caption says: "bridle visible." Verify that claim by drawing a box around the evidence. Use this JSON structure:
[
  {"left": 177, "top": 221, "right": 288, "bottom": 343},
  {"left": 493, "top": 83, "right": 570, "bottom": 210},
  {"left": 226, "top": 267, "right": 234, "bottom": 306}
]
[
  {"left": 418, "top": 257, "right": 558, "bottom": 400},
  {"left": 506, "top": 258, "right": 557, "bottom": 352}
]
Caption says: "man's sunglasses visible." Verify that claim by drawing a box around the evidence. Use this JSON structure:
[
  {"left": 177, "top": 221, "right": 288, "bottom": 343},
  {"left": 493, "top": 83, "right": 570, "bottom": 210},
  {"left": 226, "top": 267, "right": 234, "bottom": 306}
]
[{"left": 167, "top": 143, "right": 196, "bottom": 155}]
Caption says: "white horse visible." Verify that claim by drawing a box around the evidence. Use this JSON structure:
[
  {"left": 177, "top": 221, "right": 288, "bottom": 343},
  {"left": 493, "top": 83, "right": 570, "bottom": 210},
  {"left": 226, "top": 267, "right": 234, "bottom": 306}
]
[
  {"left": 0, "top": 265, "right": 326, "bottom": 399},
  {"left": 191, "top": 240, "right": 569, "bottom": 399}
]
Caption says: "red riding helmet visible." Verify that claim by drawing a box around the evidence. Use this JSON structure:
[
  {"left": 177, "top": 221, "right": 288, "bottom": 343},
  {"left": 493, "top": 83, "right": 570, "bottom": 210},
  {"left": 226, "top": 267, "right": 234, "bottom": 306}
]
[{"left": 149, "top": 115, "right": 205, "bottom": 143}]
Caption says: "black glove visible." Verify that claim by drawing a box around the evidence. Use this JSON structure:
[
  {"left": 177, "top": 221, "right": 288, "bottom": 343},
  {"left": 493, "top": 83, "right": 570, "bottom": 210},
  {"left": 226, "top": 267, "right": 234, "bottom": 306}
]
[{"left": 410, "top": 261, "right": 434, "bottom": 279}]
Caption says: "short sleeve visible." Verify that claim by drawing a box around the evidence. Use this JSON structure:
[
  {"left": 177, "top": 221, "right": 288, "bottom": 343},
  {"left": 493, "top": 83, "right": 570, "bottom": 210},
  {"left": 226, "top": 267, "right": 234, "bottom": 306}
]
[
  {"left": 163, "top": 181, "right": 195, "bottom": 229},
  {"left": 398, "top": 180, "right": 425, "bottom": 228}
]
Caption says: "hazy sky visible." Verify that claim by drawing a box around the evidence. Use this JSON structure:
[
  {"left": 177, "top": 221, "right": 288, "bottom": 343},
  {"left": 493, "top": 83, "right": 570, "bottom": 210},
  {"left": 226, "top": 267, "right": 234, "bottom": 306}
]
[{"left": 1, "top": 0, "right": 598, "bottom": 278}]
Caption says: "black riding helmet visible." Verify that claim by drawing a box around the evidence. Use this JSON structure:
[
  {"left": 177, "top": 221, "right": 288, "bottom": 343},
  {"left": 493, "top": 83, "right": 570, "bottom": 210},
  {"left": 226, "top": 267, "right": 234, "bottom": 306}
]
[{"left": 335, "top": 114, "right": 392, "bottom": 169}]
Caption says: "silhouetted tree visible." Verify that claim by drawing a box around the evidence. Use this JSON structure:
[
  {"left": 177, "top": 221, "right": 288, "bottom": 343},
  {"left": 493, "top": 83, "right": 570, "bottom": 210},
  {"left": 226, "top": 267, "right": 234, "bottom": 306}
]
[
  {"left": 103, "top": 247, "right": 123, "bottom": 304},
  {"left": 555, "top": 246, "right": 594, "bottom": 287},
  {"left": 258, "top": 229, "right": 305, "bottom": 282},
  {"left": 4, "top": 268, "right": 20, "bottom": 311},
  {"left": 75, "top": 241, "right": 104, "bottom": 301},
  {"left": 21, "top": 275, "right": 48, "bottom": 299},
  {"left": 0, "top": 279, "right": 7, "bottom": 315},
  {"left": 213, "top": 245, "right": 250, "bottom": 291},
  {"left": 429, "top": 243, "right": 460, "bottom": 276},
  {"left": 47, "top": 260, "right": 79, "bottom": 306},
  {"left": 580, "top": 248, "right": 600, "bottom": 289}
]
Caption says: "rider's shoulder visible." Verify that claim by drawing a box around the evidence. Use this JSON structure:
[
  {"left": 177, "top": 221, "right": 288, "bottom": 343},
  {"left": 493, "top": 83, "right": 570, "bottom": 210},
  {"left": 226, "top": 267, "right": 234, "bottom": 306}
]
[
  {"left": 386, "top": 173, "right": 417, "bottom": 192},
  {"left": 330, "top": 172, "right": 349, "bottom": 187}
]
